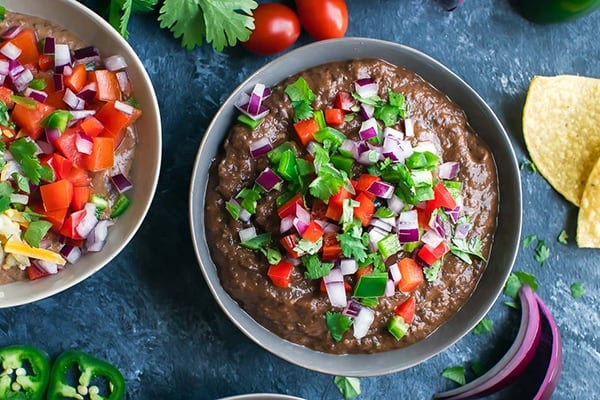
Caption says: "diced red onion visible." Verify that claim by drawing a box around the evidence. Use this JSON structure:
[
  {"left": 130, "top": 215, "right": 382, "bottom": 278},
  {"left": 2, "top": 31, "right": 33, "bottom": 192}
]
[
  {"left": 110, "top": 173, "right": 133, "bottom": 194},
  {"left": 235, "top": 92, "right": 270, "bottom": 120},
  {"left": 384, "top": 127, "right": 404, "bottom": 140},
  {"left": 359, "top": 118, "right": 379, "bottom": 141},
  {"left": 114, "top": 100, "right": 134, "bottom": 115},
  {"left": 32, "top": 260, "right": 58, "bottom": 274},
  {"left": 455, "top": 223, "right": 471, "bottom": 240},
  {"left": 397, "top": 210, "right": 420, "bottom": 243},
  {"left": 388, "top": 263, "right": 401, "bottom": 283},
  {"left": 323, "top": 267, "right": 344, "bottom": 284},
  {"left": 228, "top": 198, "right": 251, "bottom": 222},
  {"left": 385, "top": 279, "right": 396, "bottom": 297},
  {"left": 339, "top": 259, "right": 358, "bottom": 275},
  {"left": 404, "top": 118, "right": 415, "bottom": 137},
  {"left": 0, "top": 42, "right": 21, "bottom": 60},
  {"left": 8, "top": 60, "right": 23, "bottom": 78},
  {"left": 340, "top": 139, "right": 359, "bottom": 159},
  {"left": 295, "top": 204, "right": 311, "bottom": 224},
  {"left": 439, "top": 161, "right": 460, "bottom": 180},
  {"left": 62, "top": 65, "right": 73, "bottom": 77},
  {"left": 367, "top": 181, "right": 395, "bottom": 199},
  {"left": 60, "top": 244, "right": 82, "bottom": 264},
  {"left": 368, "top": 226, "right": 388, "bottom": 252},
  {"left": 261, "top": 86, "right": 271, "bottom": 99},
  {"left": 342, "top": 299, "right": 362, "bottom": 318},
  {"left": 43, "top": 37, "right": 55, "bottom": 55},
  {"left": 414, "top": 140, "right": 438, "bottom": 156},
  {"left": 63, "top": 88, "right": 85, "bottom": 110},
  {"left": 104, "top": 54, "right": 128, "bottom": 71},
  {"left": 387, "top": 195, "right": 405, "bottom": 215},
  {"left": 354, "top": 77, "right": 378, "bottom": 98},
  {"left": 249, "top": 137, "right": 272, "bottom": 159},
  {"left": 359, "top": 103, "right": 374, "bottom": 120},
  {"left": 1, "top": 25, "right": 24, "bottom": 40},
  {"left": 430, "top": 214, "right": 445, "bottom": 238},
  {"left": 369, "top": 218, "right": 394, "bottom": 233},
  {"left": 10, "top": 193, "right": 28, "bottom": 204},
  {"left": 45, "top": 128, "right": 61, "bottom": 145},
  {"left": 73, "top": 46, "right": 100, "bottom": 64},
  {"left": 0, "top": 59, "right": 9, "bottom": 75},
  {"left": 421, "top": 229, "right": 444, "bottom": 248},
  {"left": 86, "top": 220, "right": 110, "bottom": 252},
  {"left": 317, "top": 220, "right": 340, "bottom": 233},
  {"left": 12, "top": 68, "right": 34, "bottom": 92},
  {"left": 24, "top": 88, "right": 47, "bottom": 103},
  {"left": 247, "top": 83, "right": 266, "bottom": 115},
  {"left": 293, "top": 218, "right": 308, "bottom": 235},
  {"left": 76, "top": 203, "right": 99, "bottom": 239},
  {"left": 115, "top": 71, "right": 130, "bottom": 94},
  {"left": 358, "top": 150, "right": 380, "bottom": 165},
  {"left": 37, "top": 140, "right": 54, "bottom": 154},
  {"left": 69, "top": 110, "right": 96, "bottom": 120},
  {"left": 353, "top": 306, "right": 375, "bottom": 339},
  {"left": 54, "top": 44, "right": 72, "bottom": 71},
  {"left": 255, "top": 168, "right": 283, "bottom": 192},
  {"left": 77, "top": 82, "right": 97, "bottom": 102},
  {"left": 447, "top": 206, "right": 461, "bottom": 223},
  {"left": 53, "top": 73, "right": 64, "bottom": 91},
  {"left": 280, "top": 215, "right": 294, "bottom": 233},
  {"left": 238, "top": 226, "right": 257, "bottom": 242}
]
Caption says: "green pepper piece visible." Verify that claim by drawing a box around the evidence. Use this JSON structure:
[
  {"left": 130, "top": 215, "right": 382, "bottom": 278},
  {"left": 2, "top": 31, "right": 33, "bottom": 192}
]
[
  {"left": 313, "top": 127, "right": 346, "bottom": 149},
  {"left": 28, "top": 79, "right": 47, "bottom": 91},
  {"left": 353, "top": 272, "right": 388, "bottom": 298},
  {"left": 515, "top": 0, "right": 600, "bottom": 23},
  {"left": 330, "top": 154, "right": 354, "bottom": 174},
  {"left": 377, "top": 233, "right": 402, "bottom": 259},
  {"left": 90, "top": 193, "right": 109, "bottom": 211},
  {"left": 9, "top": 95, "right": 37, "bottom": 109},
  {"left": 405, "top": 151, "right": 439, "bottom": 170},
  {"left": 277, "top": 149, "right": 298, "bottom": 181},
  {"left": 41, "top": 110, "right": 73, "bottom": 134},
  {"left": 47, "top": 350, "right": 125, "bottom": 400},
  {"left": 403, "top": 241, "right": 420, "bottom": 253},
  {"left": 267, "top": 141, "right": 295, "bottom": 164},
  {"left": 388, "top": 315, "right": 410, "bottom": 340},
  {"left": 313, "top": 109, "right": 326, "bottom": 129},
  {"left": 237, "top": 114, "right": 263, "bottom": 129},
  {"left": 0, "top": 345, "right": 50, "bottom": 400},
  {"left": 241, "top": 233, "right": 271, "bottom": 250},
  {"left": 110, "top": 194, "right": 130, "bottom": 218},
  {"left": 442, "top": 180, "right": 462, "bottom": 201}
]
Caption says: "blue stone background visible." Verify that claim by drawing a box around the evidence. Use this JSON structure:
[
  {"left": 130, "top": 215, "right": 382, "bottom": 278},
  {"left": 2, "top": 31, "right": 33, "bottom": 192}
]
[{"left": 2, "top": 0, "right": 599, "bottom": 398}]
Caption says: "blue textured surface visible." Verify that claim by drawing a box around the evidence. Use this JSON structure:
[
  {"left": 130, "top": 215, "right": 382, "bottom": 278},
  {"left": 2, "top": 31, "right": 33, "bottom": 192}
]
[{"left": 2, "top": 0, "right": 599, "bottom": 398}]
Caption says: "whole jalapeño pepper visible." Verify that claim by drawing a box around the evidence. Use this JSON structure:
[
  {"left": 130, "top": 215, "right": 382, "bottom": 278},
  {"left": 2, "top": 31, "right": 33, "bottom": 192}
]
[
  {"left": 46, "top": 350, "right": 125, "bottom": 400},
  {"left": 0, "top": 344, "right": 50, "bottom": 400},
  {"left": 516, "top": 0, "right": 600, "bottom": 23}
]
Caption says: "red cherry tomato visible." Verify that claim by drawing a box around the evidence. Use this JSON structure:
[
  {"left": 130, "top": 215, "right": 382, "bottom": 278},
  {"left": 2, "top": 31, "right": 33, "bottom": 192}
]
[
  {"left": 295, "top": 0, "right": 348, "bottom": 40},
  {"left": 242, "top": 3, "right": 301, "bottom": 55}
]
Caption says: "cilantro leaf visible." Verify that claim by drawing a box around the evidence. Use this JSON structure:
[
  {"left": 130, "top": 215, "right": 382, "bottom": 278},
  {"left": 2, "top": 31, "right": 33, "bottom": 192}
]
[
  {"left": 373, "top": 207, "right": 395, "bottom": 218},
  {"left": 333, "top": 376, "right": 361, "bottom": 400},
  {"left": 450, "top": 236, "right": 486, "bottom": 264},
  {"left": 159, "top": 0, "right": 207, "bottom": 50},
  {"left": 109, "top": 0, "right": 159, "bottom": 39},
  {"left": 441, "top": 366, "right": 466, "bottom": 386},
  {"left": 260, "top": 247, "right": 281, "bottom": 265},
  {"left": 570, "top": 282, "right": 585, "bottom": 299},
  {"left": 291, "top": 100, "right": 313, "bottom": 121},
  {"left": 473, "top": 318, "right": 493, "bottom": 335},
  {"left": 325, "top": 312, "right": 352, "bottom": 342},
  {"left": 522, "top": 234, "right": 537, "bottom": 249},
  {"left": 9, "top": 138, "right": 51, "bottom": 186},
  {"left": 0, "top": 182, "right": 13, "bottom": 213},
  {"left": 520, "top": 159, "right": 538, "bottom": 173},
  {"left": 294, "top": 237, "right": 322, "bottom": 255},
  {"left": 0, "top": 100, "right": 14, "bottom": 128},
  {"left": 504, "top": 271, "right": 538, "bottom": 298},
  {"left": 309, "top": 164, "right": 347, "bottom": 201},
  {"left": 557, "top": 230, "right": 568, "bottom": 245},
  {"left": 240, "top": 233, "right": 270, "bottom": 250},
  {"left": 302, "top": 254, "right": 333, "bottom": 279},
  {"left": 285, "top": 77, "right": 316, "bottom": 121},
  {"left": 351, "top": 92, "right": 385, "bottom": 107},
  {"left": 337, "top": 231, "right": 368, "bottom": 263},
  {"left": 423, "top": 259, "right": 442, "bottom": 282},
  {"left": 24, "top": 220, "right": 52, "bottom": 248},
  {"left": 534, "top": 240, "right": 550, "bottom": 265},
  {"left": 504, "top": 300, "right": 519, "bottom": 309}
]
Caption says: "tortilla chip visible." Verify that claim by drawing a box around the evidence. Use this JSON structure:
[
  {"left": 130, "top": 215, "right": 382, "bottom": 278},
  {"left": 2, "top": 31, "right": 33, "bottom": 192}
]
[
  {"left": 577, "top": 156, "right": 600, "bottom": 247},
  {"left": 523, "top": 75, "right": 600, "bottom": 206}
]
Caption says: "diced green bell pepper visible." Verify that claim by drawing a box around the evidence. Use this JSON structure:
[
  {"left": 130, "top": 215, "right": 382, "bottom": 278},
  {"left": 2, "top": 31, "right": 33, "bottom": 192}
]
[
  {"left": 353, "top": 272, "right": 388, "bottom": 298},
  {"left": 388, "top": 315, "right": 410, "bottom": 340},
  {"left": 377, "top": 233, "right": 402, "bottom": 259}
]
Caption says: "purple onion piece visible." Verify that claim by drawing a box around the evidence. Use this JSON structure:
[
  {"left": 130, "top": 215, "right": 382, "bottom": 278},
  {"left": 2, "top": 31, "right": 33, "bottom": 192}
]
[
  {"left": 73, "top": 46, "right": 100, "bottom": 64},
  {"left": 354, "top": 77, "right": 378, "bottom": 98},
  {"left": 43, "top": 37, "right": 55, "bottom": 55},
  {"left": 359, "top": 118, "right": 379, "bottom": 140},
  {"left": 24, "top": 88, "right": 47, "bottom": 103},
  {"left": 77, "top": 82, "right": 97, "bottom": 102},
  {"left": 385, "top": 279, "right": 396, "bottom": 297},
  {"left": 103, "top": 55, "right": 128, "bottom": 71},
  {"left": 54, "top": 44, "right": 72, "bottom": 70},
  {"left": 421, "top": 229, "right": 444, "bottom": 248},
  {"left": 353, "top": 307, "right": 375, "bottom": 339},
  {"left": 114, "top": 100, "right": 134, "bottom": 115},
  {"left": 342, "top": 299, "right": 362, "bottom": 318},
  {"left": 367, "top": 181, "right": 395, "bottom": 199},
  {"left": 32, "top": 259, "right": 58, "bottom": 274},
  {"left": 439, "top": 161, "right": 460, "bottom": 180},
  {"left": 86, "top": 220, "right": 110, "bottom": 252},
  {"left": 388, "top": 263, "right": 401, "bottom": 283},
  {"left": 359, "top": 103, "right": 374, "bottom": 120},
  {"left": 249, "top": 137, "right": 272, "bottom": 159},
  {"left": 45, "top": 128, "right": 61, "bottom": 145},
  {"left": 60, "top": 244, "right": 82, "bottom": 264},
  {"left": 1, "top": 25, "right": 24, "bottom": 40},
  {"left": 280, "top": 215, "right": 294, "bottom": 234},
  {"left": 0, "top": 59, "right": 9, "bottom": 75},
  {"left": 255, "top": 168, "right": 282, "bottom": 192},
  {"left": 339, "top": 259, "right": 358, "bottom": 275},
  {"left": 75, "top": 133, "right": 93, "bottom": 155},
  {"left": 75, "top": 203, "right": 98, "bottom": 239},
  {"left": 397, "top": 210, "right": 420, "bottom": 243},
  {"left": 325, "top": 281, "right": 347, "bottom": 308},
  {"left": 454, "top": 223, "right": 471, "bottom": 239},
  {"left": 292, "top": 218, "right": 308, "bottom": 235},
  {"left": 110, "top": 173, "right": 133, "bottom": 194},
  {"left": 53, "top": 73, "right": 64, "bottom": 91}
]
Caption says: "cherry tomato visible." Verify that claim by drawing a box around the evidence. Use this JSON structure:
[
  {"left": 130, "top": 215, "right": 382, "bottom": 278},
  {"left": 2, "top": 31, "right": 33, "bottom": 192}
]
[
  {"left": 242, "top": 3, "right": 301, "bottom": 55},
  {"left": 295, "top": 0, "right": 348, "bottom": 40}
]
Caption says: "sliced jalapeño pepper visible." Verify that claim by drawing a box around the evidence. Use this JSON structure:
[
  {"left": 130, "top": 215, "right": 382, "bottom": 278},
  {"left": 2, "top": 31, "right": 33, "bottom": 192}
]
[
  {"left": 0, "top": 344, "right": 50, "bottom": 400},
  {"left": 47, "top": 350, "right": 125, "bottom": 400}
]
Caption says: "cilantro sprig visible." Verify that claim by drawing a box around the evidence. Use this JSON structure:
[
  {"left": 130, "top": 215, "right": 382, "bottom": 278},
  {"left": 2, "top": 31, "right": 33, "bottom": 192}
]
[
  {"left": 285, "top": 77, "right": 316, "bottom": 122},
  {"left": 333, "top": 376, "right": 361, "bottom": 400},
  {"left": 8, "top": 138, "right": 53, "bottom": 186}
]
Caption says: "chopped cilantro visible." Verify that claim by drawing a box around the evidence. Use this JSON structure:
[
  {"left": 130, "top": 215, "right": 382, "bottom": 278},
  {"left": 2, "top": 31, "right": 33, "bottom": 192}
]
[
  {"left": 360, "top": 297, "right": 379, "bottom": 307},
  {"left": 294, "top": 237, "right": 322, "bottom": 255},
  {"left": 351, "top": 92, "right": 385, "bottom": 107},
  {"left": 333, "top": 376, "right": 361, "bottom": 400},
  {"left": 520, "top": 159, "right": 538, "bottom": 173},
  {"left": 284, "top": 77, "right": 316, "bottom": 121},
  {"left": 522, "top": 234, "right": 537, "bottom": 249},
  {"left": 9, "top": 139, "right": 53, "bottom": 186},
  {"left": 309, "top": 164, "right": 348, "bottom": 202},
  {"left": 0, "top": 100, "right": 14, "bottom": 128},
  {"left": 557, "top": 230, "right": 568, "bottom": 245},
  {"left": 570, "top": 282, "right": 585, "bottom": 299},
  {"left": 236, "top": 187, "right": 261, "bottom": 214},
  {"left": 423, "top": 259, "right": 442, "bottom": 282},
  {"left": 325, "top": 312, "right": 352, "bottom": 342},
  {"left": 504, "top": 271, "right": 538, "bottom": 298},
  {"left": 473, "top": 318, "right": 493, "bottom": 335},
  {"left": 337, "top": 231, "right": 369, "bottom": 263},
  {"left": 0, "top": 6, "right": 5, "bottom": 22},
  {"left": 441, "top": 366, "right": 466, "bottom": 386},
  {"left": 260, "top": 247, "right": 281, "bottom": 265},
  {"left": 361, "top": 252, "right": 386, "bottom": 273},
  {"left": 23, "top": 220, "right": 53, "bottom": 248},
  {"left": 450, "top": 236, "right": 486, "bottom": 265},
  {"left": 302, "top": 254, "right": 334, "bottom": 279},
  {"left": 373, "top": 207, "right": 396, "bottom": 218},
  {"left": 240, "top": 233, "right": 271, "bottom": 250},
  {"left": 225, "top": 200, "right": 241, "bottom": 220},
  {"left": 534, "top": 240, "right": 550, "bottom": 265}
]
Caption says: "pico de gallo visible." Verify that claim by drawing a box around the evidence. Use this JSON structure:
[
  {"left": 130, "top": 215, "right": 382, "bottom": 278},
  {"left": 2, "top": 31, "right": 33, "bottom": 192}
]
[
  {"left": 226, "top": 75, "right": 488, "bottom": 343},
  {"left": 0, "top": 16, "right": 140, "bottom": 282}
]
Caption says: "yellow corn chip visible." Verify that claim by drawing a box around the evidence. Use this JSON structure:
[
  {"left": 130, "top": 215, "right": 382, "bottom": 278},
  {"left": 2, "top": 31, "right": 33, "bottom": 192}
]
[{"left": 577, "top": 156, "right": 600, "bottom": 247}]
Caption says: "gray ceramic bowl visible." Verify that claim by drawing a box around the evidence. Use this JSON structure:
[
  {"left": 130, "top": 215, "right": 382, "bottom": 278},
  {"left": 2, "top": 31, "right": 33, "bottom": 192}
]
[
  {"left": 189, "top": 38, "right": 521, "bottom": 376},
  {"left": 0, "top": 0, "right": 161, "bottom": 307}
]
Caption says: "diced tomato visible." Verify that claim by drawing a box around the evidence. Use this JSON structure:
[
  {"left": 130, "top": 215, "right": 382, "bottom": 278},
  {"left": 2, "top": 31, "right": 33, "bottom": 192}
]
[
  {"left": 267, "top": 260, "right": 294, "bottom": 288},
  {"left": 89, "top": 70, "right": 121, "bottom": 102},
  {"left": 38, "top": 54, "right": 53, "bottom": 71},
  {"left": 417, "top": 241, "right": 450, "bottom": 266},
  {"left": 65, "top": 166, "right": 92, "bottom": 187},
  {"left": 8, "top": 28, "right": 40, "bottom": 65},
  {"left": 397, "top": 258, "right": 425, "bottom": 293},
  {"left": 40, "top": 179, "right": 73, "bottom": 211},
  {"left": 53, "top": 127, "right": 84, "bottom": 166},
  {"left": 293, "top": 118, "right": 319, "bottom": 146},
  {"left": 325, "top": 186, "right": 351, "bottom": 221},
  {"left": 426, "top": 182, "right": 457, "bottom": 211},
  {"left": 44, "top": 153, "right": 73, "bottom": 180},
  {"left": 277, "top": 194, "right": 304, "bottom": 219},
  {"left": 280, "top": 233, "right": 303, "bottom": 258},
  {"left": 27, "top": 264, "right": 49, "bottom": 281},
  {"left": 79, "top": 116, "right": 104, "bottom": 137},
  {"left": 83, "top": 136, "right": 114, "bottom": 172},
  {"left": 44, "top": 89, "right": 67, "bottom": 109},
  {"left": 0, "top": 86, "right": 14, "bottom": 108},
  {"left": 394, "top": 297, "right": 416, "bottom": 324},
  {"left": 71, "top": 186, "right": 91, "bottom": 211},
  {"left": 355, "top": 265, "right": 373, "bottom": 280},
  {"left": 95, "top": 101, "right": 141, "bottom": 146},
  {"left": 325, "top": 108, "right": 344, "bottom": 126},
  {"left": 322, "top": 232, "right": 342, "bottom": 261},
  {"left": 37, "top": 205, "right": 68, "bottom": 232},
  {"left": 301, "top": 220, "right": 324, "bottom": 242},
  {"left": 417, "top": 206, "right": 433, "bottom": 229},
  {"left": 334, "top": 91, "right": 354, "bottom": 112},
  {"left": 11, "top": 101, "right": 55, "bottom": 139},
  {"left": 353, "top": 192, "right": 375, "bottom": 226},
  {"left": 60, "top": 209, "right": 85, "bottom": 240},
  {"left": 64, "top": 63, "right": 88, "bottom": 93}
]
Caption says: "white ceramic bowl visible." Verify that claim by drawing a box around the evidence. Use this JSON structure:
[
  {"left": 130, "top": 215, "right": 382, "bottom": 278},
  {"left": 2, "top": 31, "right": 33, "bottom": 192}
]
[
  {"left": 189, "top": 38, "right": 522, "bottom": 376},
  {"left": 0, "top": 0, "right": 161, "bottom": 307}
]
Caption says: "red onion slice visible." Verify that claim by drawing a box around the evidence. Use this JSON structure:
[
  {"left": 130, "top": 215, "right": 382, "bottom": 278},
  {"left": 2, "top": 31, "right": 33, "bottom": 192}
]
[
  {"left": 397, "top": 210, "right": 420, "bottom": 243},
  {"left": 532, "top": 294, "right": 562, "bottom": 400},
  {"left": 404, "top": 118, "right": 415, "bottom": 137},
  {"left": 24, "top": 88, "right": 47, "bottom": 103},
  {"left": 75, "top": 133, "right": 93, "bottom": 155},
  {"left": 421, "top": 229, "right": 444, "bottom": 248},
  {"left": 353, "top": 306, "right": 375, "bottom": 339},
  {"left": 367, "top": 181, "right": 395, "bottom": 199},
  {"left": 63, "top": 89, "right": 85, "bottom": 110},
  {"left": 115, "top": 71, "right": 130, "bottom": 94},
  {"left": 368, "top": 226, "right": 388, "bottom": 252},
  {"left": 0, "top": 59, "right": 9, "bottom": 75},
  {"left": 359, "top": 117, "right": 379, "bottom": 141},
  {"left": 339, "top": 259, "right": 358, "bottom": 275},
  {"left": 104, "top": 55, "right": 128, "bottom": 71},
  {"left": 295, "top": 204, "right": 311, "bottom": 225},
  {"left": 354, "top": 77, "right": 378, "bottom": 98},
  {"left": 292, "top": 218, "right": 308, "bottom": 235},
  {"left": 249, "top": 137, "right": 272, "bottom": 159},
  {"left": 54, "top": 44, "right": 72, "bottom": 71},
  {"left": 43, "top": 37, "right": 55, "bottom": 55},
  {"left": 110, "top": 173, "right": 133, "bottom": 194},
  {"left": 69, "top": 110, "right": 97, "bottom": 121},
  {"left": 369, "top": 218, "right": 394, "bottom": 233},
  {"left": 53, "top": 73, "right": 64, "bottom": 91},
  {"left": 359, "top": 103, "right": 374, "bottom": 120},
  {"left": 76, "top": 203, "right": 99, "bottom": 239},
  {"left": 439, "top": 161, "right": 460, "bottom": 180},
  {"left": 255, "top": 168, "right": 283, "bottom": 192},
  {"left": 12, "top": 68, "right": 34, "bottom": 92},
  {"left": 238, "top": 226, "right": 257, "bottom": 242},
  {"left": 388, "top": 263, "right": 401, "bottom": 283},
  {"left": 342, "top": 299, "right": 362, "bottom": 318},
  {"left": 280, "top": 215, "right": 294, "bottom": 234},
  {"left": 340, "top": 139, "right": 359, "bottom": 159},
  {"left": 387, "top": 195, "right": 405, "bottom": 215},
  {"left": 247, "top": 83, "right": 265, "bottom": 115},
  {"left": 60, "top": 244, "right": 82, "bottom": 264},
  {"left": 77, "top": 82, "right": 97, "bottom": 102},
  {"left": 114, "top": 100, "right": 134, "bottom": 115},
  {"left": 0, "top": 42, "right": 22, "bottom": 60},
  {"left": 1, "top": 25, "right": 24, "bottom": 39},
  {"left": 32, "top": 260, "right": 58, "bottom": 274},
  {"left": 325, "top": 281, "right": 347, "bottom": 308},
  {"left": 73, "top": 46, "right": 100, "bottom": 64},
  {"left": 86, "top": 220, "right": 110, "bottom": 252}
]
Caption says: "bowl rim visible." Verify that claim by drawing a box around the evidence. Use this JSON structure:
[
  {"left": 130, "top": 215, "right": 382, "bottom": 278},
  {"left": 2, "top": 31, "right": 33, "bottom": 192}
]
[
  {"left": 189, "top": 37, "right": 522, "bottom": 376},
  {"left": 0, "top": 0, "right": 162, "bottom": 307}
]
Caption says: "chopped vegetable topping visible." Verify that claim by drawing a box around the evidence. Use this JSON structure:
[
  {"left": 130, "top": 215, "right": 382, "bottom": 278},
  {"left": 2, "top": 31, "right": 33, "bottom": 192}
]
[
  {"left": 504, "top": 271, "right": 539, "bottom": 298},
  {"left": 522, "top": 234, "right": 537, "bottom": 249},
  {"left": 570, "top": 282, "right": 585, "bottom": 298},
  {"left": 333, "top": 376, "right": 361, "bottom": 400},
  {"left": 325, "top": 311, "right": 353, "bottom": 342},
  {"left": 534, "top": 240, "right": 550, "bottom": 265},
  {"left": 519, "top": 159, "right": 538, "bottom": 173},
  {"left": 472, "top": 318, "right": 493, "bottom": 335},
  {"left": 441, "top": 366, "right": 466, "bottom": 386},
  {"left": 470, "top": 360, "right": 485, "bottom": 377},
  {"left": 557, "top": 230, "right": 568, "bottom": 245}
]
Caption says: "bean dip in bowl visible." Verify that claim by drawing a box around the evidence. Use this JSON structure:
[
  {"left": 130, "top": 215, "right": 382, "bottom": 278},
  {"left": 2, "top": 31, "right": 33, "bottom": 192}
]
[
  {"left": 189, "top": 38, "right": 521, "bottom": 376},
  {"left": 0, "top": 0, "right": 161, "bottom": 307}
]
